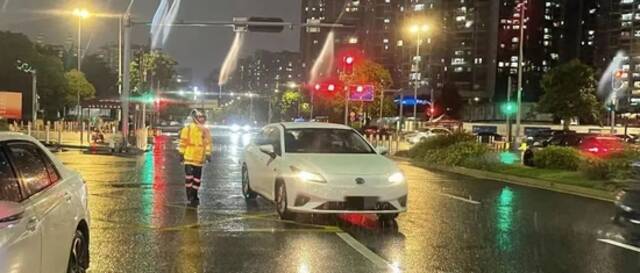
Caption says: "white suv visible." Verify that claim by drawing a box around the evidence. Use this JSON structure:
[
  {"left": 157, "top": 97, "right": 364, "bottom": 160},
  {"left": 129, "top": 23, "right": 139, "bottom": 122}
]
[
  {"left": 406, "top": 127, "right": 452, "bottom": 144},
  {"left": 0, "top": 133, "right": 90, "bottom": 273}
]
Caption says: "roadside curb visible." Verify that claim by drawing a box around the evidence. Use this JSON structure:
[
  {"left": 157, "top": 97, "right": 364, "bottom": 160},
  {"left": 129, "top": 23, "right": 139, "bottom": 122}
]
[{"left": 391, "top": 156, "right": 615, "bottom": 203}]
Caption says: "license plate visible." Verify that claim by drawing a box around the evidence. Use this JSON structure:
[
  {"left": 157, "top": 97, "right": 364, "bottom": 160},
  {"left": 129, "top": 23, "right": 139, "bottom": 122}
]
[{"left": 345, "top": 197, "right": 378, "bottom": 210}]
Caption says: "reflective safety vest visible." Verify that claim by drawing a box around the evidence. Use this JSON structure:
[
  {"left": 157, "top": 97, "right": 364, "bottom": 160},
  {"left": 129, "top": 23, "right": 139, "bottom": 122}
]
[{"left": 178, "top": 123, "right": 212, "bottom": 166}]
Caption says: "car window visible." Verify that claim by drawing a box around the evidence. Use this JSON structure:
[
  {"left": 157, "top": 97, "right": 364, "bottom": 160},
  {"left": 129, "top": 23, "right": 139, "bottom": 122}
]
[
  {"left": 268, "top": 128, "right": 282, "bottom": 156},
  {"left": 254, "top": 127, "right": 270, "bottom": 146},
  {"left": 547, "top": 135, "right": 564, "bottom": 146},
  {"left": 0, "top": 149, "right": 21, "bottom": 202},
  {"left": 42, "top": 153, "right": 60, "bottom": 183},
  {"left": 284, "top": 128, "right": 375, "bottom": 154},
  {"left": 7, "top": 142, "right": 52, "bottom": 198}
]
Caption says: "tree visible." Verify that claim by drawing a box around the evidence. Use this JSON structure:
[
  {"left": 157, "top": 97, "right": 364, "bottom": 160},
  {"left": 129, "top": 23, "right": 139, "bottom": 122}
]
[
  {"left": 539, "top": 59, "right": 601, "bottom": 129},
  {"left": 439, "top": 82, "right": 464, "bottom": 118},
  {"left": 0, "top": 31, "right": 68, "bottom": 120},
  {"left": 130, "top": 50, "right": 178, "bottom": 93},
  {"left": 316, "top": 59, "right": 393, "bottom": 122},
  {"left": 82, "top": 54, "right": 118, "bottom": 98},
  {"left": 64, "top": 70, "right": 95, "bottom": 107}
]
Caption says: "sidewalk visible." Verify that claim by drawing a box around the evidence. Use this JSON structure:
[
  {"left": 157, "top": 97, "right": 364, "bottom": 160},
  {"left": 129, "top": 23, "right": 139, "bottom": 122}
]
[{"left": 392, "top": 156, "right": 617, "bottom": 202}]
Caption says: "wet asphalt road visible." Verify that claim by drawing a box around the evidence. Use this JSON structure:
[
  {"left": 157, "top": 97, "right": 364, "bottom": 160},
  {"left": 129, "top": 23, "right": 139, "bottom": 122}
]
[{"left": 53, "top": 131, "right": 640, "bottom": 273}]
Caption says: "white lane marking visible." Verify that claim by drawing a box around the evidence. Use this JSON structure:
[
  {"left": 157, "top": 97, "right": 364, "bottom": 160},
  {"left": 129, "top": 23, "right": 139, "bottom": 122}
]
[
  {"left": 336, "top": 232, "right": 401, "bottom": 272},
  {"left": 437, "top": 192, "right": 481, "bottom": 205},
  {"left": 597, "top": 239, "right": 640, "bottom": 253}
]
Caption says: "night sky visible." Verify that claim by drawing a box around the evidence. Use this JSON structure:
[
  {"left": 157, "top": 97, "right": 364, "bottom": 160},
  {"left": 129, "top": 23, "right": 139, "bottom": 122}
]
[{"left": 0, "top": 0, "right": 301, "bottom": 85}]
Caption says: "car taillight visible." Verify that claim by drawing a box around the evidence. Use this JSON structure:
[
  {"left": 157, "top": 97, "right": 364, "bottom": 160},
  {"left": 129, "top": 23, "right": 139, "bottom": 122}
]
[{"left": 586, "top": 147, "right": 599, "bottom": 153}]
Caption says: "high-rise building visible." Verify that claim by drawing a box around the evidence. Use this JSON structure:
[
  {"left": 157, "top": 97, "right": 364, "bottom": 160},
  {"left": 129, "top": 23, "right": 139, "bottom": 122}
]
[
  {"left": 228, "top": 50, "right": 304, "bottom": 94},
  {"left": 95, "top": 43, "right": 147, "bottom": 73}
]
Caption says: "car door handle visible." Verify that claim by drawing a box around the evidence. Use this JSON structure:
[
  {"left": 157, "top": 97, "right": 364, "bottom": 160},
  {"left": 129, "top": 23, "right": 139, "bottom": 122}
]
[{"left": 26, "top": 217, "right": 38, "bottom": 232}]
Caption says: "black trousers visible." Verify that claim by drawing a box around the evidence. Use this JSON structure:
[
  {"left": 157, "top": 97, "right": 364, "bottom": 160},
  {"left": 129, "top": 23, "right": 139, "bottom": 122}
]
[{"left": 184, "top": 164, "right": 202, "bottom": 191}]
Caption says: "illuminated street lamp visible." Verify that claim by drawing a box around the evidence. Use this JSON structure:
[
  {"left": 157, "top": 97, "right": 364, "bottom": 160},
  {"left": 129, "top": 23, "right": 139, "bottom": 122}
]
[
  {"left": 72, "top": 8, "right": 90, "bottom": 122},
  {"left": 406, "top": 22, "right": 430, "bottom": 121}
]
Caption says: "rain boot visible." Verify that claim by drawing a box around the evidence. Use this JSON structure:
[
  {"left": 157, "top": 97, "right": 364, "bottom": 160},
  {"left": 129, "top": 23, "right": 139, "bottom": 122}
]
[
  {"left": 186, "top": 187, "right": 194, "bottom": 204},
  {"left": 190, "top": 190, "right": 200, "bottom": 207}
]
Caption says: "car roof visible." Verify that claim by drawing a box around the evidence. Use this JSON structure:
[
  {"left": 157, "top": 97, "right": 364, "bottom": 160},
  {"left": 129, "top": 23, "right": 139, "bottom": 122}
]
[
  {"left": 0, "top": 132, "right": 38, "bottom": 142},
  {"left": 276, "top": 122, "right": 353, "bottom": 130}
]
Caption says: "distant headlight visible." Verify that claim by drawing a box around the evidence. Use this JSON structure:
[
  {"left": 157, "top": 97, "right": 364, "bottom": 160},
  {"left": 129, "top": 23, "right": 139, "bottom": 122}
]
[
  {"left": 388, "top": 172, "right": 405, "bottom": 183},
  {"left": 230, "top": 124, "right": 240, "bottom": 132},
  {"left": 242, "top": 125, "right": 251, "bottom": 132},
  {"left": 291, "top": 166, "right": 326, "bottom": 183}
]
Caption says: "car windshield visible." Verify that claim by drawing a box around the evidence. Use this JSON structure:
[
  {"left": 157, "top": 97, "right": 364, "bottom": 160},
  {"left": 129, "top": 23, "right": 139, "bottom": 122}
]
[{"left": 284, "top": 128, "right": 375, "bottom": 154}]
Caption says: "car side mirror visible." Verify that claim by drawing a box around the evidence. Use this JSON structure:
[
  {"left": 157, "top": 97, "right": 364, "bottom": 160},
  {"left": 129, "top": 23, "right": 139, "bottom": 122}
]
[
  {"left": 376, "top": 146, "right": 389, "bottom": 155},
  {"left": 0, "top": 201, "right": 24, "bottom": 228},
  {"left": 259, "top": 144, "right": 277, "bottom": 159}
]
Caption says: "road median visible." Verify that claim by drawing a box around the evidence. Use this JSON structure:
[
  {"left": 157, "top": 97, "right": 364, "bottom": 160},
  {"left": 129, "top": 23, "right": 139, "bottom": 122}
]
[{"left": 400, "top": 158, "right": 616, "bottom": 202}]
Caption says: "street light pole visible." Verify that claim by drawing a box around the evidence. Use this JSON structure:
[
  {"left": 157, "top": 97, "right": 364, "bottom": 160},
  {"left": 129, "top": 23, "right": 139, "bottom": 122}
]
[
  {"left": 121, "top": 13, "right": 131, "bottom": 149},
  {"left": 32, "top": 70, "right": 37, "bottom": 126},
  {"left": 413, "top": 32, "right": 421, "bottom": 120},
  {"left": 514, "top": 1, "right": 525, "bottom": 149}
]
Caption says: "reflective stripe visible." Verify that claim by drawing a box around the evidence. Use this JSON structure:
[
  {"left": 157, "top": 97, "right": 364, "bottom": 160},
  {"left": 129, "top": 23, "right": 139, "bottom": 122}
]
[
  {"left": 185, "top": 175, "right": 194, "bottom": 179},
  {"left": 192, "top": 185, "right": 200, "bottom": 190},
  {"left": 185, "top": 183, "right": 192, "bottom": 187},
  {"left": 193, "top": 178, "right": 201, "bottom": 182}
]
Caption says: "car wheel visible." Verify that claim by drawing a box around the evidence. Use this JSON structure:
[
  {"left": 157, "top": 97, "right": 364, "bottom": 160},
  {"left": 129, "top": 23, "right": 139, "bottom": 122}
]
[
  {"left": 241, "top": 164, "right": 257, "bottom": 199},
  {"left": 275, "top": 180, "right": 294, "bottom": 220},
  {"left": 67, "top": 229, "right": 89, "bottom": 273}
]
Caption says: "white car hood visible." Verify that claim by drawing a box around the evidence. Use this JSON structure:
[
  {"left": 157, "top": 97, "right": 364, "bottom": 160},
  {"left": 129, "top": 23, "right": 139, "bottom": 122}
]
[{"left": 285, "top": 153, "right": 396, "bottom": 175}]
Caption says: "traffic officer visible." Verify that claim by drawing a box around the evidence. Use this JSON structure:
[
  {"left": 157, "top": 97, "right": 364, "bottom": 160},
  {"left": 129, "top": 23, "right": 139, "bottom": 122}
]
[{"left": 178, "top": 109, "right": 212, "bottom": 206}]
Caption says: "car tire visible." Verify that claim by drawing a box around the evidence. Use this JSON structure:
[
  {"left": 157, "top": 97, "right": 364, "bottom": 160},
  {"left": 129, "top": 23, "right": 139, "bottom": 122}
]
[
  {"left": 67, "top": 229, "right": 89, "bottom": 273},
  {"left": 241, "top": 164, "right": 257, "bottom": 199},
  {"left": 275, "top": 180, "right": 295, "bottom": 220}
]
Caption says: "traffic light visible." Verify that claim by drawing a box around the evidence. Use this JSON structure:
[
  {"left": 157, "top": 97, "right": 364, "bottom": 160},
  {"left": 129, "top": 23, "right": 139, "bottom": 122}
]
[
  {"left": 314, "top": 83, "right": 321, "bottom": 91},
  {"left": 233, "top": 17, "right": 285, "bottom": 33},
  {"left": 327, "top": 83, "right": 336, "bottom": 92},
  {"left": 343, "top": 55, "right": 354, "bottom": 75},
  {"left": 501, "top": 101, "right": 517, "bottom": 116}
]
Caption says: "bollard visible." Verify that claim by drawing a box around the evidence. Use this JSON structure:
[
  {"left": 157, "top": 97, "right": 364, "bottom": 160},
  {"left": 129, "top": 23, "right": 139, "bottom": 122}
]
[
  {"left": 395, "top": 133, "right": 399, "bottom": 155},
  {"left": 376, "top": 134, "right": 380, "bottom": 147},
  {"left": 45, "top": 124, "right": 50, "bottom": 144},
  {"left": 81, "top": 122, "right": 85, "bottom": 145},
  {"left": 57, "top": 128, "right": 62, "bottom": 146},
  {"left": 27, "top": 122, "right": 32, "bottom": 136}
]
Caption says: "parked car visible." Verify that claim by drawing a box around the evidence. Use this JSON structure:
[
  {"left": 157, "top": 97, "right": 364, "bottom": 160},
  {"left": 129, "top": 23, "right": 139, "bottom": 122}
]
[
  {"left": 361, "top": 125, "right": 393, "bottom": 136},
  {"left": 405, "top": 127, "right": 452, "bottom": 144},
  {"left": 523, "top": 133, "right": 624, "bottom": 166},
  {"left": 0, "top": 133, "right": 90, "bottom": 273},
  {"left": 241, "top": 122, "right": 407, "bottom": 221},
  {"left": 613, "top": 186, "right": 640, "bottom": 237},
  {"left": 526, "top": 129, "right": 575, "bottom": 145}
]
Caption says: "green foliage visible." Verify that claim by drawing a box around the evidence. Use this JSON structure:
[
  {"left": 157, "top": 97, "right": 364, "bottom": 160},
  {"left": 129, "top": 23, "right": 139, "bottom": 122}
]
[
  {"left": 579, "top": 150, "right": 640, "bottom": 180},
  {"left": 82, "top": 54, "right": 117, "bottom": 98},
  {"left": 0, "top": 31, "right": 69, "bottom": 119},
  {"left": 408, "top": 132, "right": 476, "bottom": 159},
  {"left": 423, "top": 141, "right": 490, "bottom": 166},
  {"left": 539, "top": 59, "right": 601, "bottom": 128},
  {"left": 64, "top": 70, "right": 95, "bottom": 106},
  {"left": 130, "top": 50, "right": 178, "bottom": 93},
  {"left": 532, "top": 146, "right": 581, "bottom": 171},
  {"left": 0, "top": 119, "right": 9, "bottom": 131}
]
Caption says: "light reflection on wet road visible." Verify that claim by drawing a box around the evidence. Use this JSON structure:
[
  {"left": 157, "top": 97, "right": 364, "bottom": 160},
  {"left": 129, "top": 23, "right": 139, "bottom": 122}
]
[{"left": 54, "top": 130, "right": 640, "bottom": 273}]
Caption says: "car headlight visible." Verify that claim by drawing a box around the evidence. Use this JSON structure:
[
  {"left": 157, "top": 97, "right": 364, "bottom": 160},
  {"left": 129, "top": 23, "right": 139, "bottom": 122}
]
[
  {"left": 290, "top": 166, "right": 326, "bottom": 183},
  {"left": 230, "top": 124, "right": 240, "bottom": 132},
  {"left": 242, "top": 125, "right": 251, "bottom": 132},
  {"left": 388, "top": 172, "right": 405, "bottom": 183}
]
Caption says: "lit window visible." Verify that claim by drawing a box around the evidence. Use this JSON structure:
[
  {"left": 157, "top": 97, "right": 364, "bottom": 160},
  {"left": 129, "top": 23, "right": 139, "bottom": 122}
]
[
  {"left": 397, "top": 40, "right": 404, "bottom": 46},
  {"left": 456, "top": 16, "right": 466, "bottom": 22},
  {"left": 415, "top": 4, "right": 424, "bottom": 11},
  {"left": 348, "top": 37, "right": 358, "bottom": 44},
  {"left": 589, "top": 8, "right": 596, "bottom": 14},
  {"left": 384, "top": 18, "right": 390, "bottom": 23},
  {"left": 551, "top": 53, "right": 559, "bottom": 60},
  {"left": 512, "top": 37, "right": 519, "bottom": 43},
  {"left": 623, "top": 13, "right": 633, "bottom": 21},
  {"left": 383, "top": 38, "right": 389, "bottom": 43},
  {"left": 498, "top": 62, "right": 504, "bottom": 67}
]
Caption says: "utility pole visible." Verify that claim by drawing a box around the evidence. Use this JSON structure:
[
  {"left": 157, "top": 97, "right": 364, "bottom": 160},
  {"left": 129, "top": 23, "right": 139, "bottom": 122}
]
[
  {"left": 379, "top": 88, "right": 384, "bottom": 121},
  {"left": 506, "top": 77, "right": 513, "bottom": 143},
  {"left": 32, "top": 70, "right": 37, "bottom": 126},
  {"left": 514, "top": 1, "right": 526, "bottom": 149},
  {"left": 121, "top": 13, "right": 131, "bottom": 149}
]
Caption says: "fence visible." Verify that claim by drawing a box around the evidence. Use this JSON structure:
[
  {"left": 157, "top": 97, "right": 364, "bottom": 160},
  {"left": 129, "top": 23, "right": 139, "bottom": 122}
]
[{"left": 363, "top": 133, "right": 412, "bottom": 156}]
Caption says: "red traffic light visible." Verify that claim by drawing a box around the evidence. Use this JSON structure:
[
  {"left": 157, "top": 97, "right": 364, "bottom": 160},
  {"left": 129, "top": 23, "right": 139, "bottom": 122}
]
[
  {"left": 314, "top": 83, "right": 321, "bottom": 91},
  {"left": 327, "top": 84, "right": 336, "bottom": 92},
  {"left": 344, "top": 56, "right": 354, "bottom": 65},
  {"left": 356, "top": 85, "right": 364, "bottom": 92}
]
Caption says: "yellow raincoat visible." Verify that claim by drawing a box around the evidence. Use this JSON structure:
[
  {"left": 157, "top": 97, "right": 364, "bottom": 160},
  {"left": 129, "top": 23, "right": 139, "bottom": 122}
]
[{"left": 178, "top": 123, "right": 212, "bottom": 166}]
